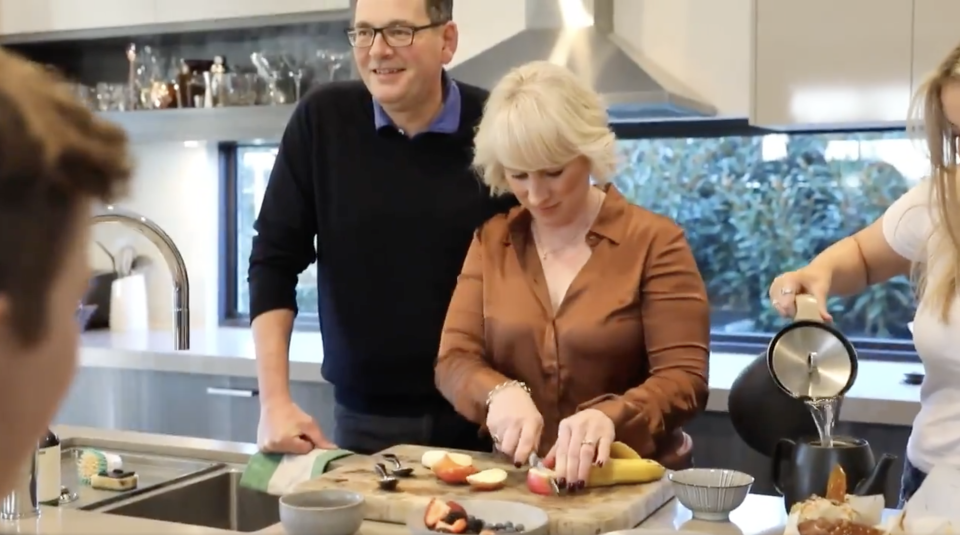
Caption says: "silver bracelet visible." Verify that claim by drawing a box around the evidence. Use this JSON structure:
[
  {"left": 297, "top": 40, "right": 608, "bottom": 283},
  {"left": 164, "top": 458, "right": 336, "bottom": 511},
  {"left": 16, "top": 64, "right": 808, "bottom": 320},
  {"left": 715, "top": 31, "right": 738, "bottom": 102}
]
[{"left": 485, "top": 380, "right": 530, "bottom": 407}]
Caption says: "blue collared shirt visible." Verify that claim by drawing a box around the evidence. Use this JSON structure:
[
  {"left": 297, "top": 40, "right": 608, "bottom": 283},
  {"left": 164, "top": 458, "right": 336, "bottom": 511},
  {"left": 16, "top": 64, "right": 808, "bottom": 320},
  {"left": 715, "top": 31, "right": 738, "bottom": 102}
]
[{"left": 372, "top": 71, "right": 461, "bottom": 135}]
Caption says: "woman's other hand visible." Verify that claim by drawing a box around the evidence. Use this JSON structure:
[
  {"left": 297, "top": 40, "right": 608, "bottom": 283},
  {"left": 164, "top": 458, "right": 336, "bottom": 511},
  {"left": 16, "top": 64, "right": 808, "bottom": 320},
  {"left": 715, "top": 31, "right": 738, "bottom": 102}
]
[
  {"left": 544, "top": 409, "right": 615, "bottom": 491},
  {"left": 768, "top": 268, "right": 833, "bottom": 322},
  {"left": 486, "top": 384, "right": 543, "bottom": 466}
]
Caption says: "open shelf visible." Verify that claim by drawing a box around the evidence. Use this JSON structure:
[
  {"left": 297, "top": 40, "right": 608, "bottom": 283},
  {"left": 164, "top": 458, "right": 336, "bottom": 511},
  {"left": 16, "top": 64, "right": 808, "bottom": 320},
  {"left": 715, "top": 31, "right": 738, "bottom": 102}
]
[{"left": 98, "top": 104, "right": 296, "bottom": 144}]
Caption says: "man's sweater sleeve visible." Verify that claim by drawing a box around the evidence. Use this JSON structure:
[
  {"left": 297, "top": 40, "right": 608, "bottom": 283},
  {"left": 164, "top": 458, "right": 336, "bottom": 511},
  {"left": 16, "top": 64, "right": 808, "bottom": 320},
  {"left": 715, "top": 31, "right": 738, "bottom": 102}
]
[{"left": 247, "top": 100, "right": 318, "bottom": 322}]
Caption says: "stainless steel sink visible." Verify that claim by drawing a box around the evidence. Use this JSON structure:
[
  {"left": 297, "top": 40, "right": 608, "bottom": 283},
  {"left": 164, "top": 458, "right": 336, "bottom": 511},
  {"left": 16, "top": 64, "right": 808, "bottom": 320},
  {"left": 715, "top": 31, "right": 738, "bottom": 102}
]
[
  {"left": 97, "top": 469, "right": 280, "bottom": 532},
  {"left": 59, "top": 446, "right": 221, "bottom": 511}
]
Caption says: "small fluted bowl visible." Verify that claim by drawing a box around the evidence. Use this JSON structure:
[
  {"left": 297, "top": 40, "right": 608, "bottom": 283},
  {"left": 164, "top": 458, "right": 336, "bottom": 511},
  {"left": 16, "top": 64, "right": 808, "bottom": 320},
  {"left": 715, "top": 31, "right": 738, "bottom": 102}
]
[{"left": 668, "top": 468, "right": 754, "bottom": 521}]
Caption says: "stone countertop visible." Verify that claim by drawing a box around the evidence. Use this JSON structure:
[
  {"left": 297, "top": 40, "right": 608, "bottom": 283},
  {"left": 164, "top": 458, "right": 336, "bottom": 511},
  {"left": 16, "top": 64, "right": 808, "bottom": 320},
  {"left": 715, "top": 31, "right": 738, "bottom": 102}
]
[
  {"left": 0, "top": 426, "right": 897, "bottom": 535},
  {"left": 80, "top": 328, "right": 924, "bottom": 426}
]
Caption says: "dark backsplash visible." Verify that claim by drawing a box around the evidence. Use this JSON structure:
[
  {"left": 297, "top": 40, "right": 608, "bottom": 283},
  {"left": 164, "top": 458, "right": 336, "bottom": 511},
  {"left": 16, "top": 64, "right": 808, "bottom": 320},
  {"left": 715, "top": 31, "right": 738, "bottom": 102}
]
[{"left": 7, "top": 21, "right": 354, "bottom": 86}]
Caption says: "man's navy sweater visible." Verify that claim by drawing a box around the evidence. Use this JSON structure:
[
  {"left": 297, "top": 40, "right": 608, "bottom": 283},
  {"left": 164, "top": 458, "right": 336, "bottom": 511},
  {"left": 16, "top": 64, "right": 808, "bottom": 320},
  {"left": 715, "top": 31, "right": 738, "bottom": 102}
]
[{"left": 248, "top": 80, "right": 516, "bottom": 416}]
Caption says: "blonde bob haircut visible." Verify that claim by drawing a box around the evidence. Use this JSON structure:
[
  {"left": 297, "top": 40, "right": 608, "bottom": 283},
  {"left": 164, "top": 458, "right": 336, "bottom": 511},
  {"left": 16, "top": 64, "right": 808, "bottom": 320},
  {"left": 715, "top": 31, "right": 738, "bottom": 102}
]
[
  {"left": 907, "top": 43, "right": 960, "bottom": 322},
  {"left": 472, "top": 60, "right": 618, "bottom": 196}
]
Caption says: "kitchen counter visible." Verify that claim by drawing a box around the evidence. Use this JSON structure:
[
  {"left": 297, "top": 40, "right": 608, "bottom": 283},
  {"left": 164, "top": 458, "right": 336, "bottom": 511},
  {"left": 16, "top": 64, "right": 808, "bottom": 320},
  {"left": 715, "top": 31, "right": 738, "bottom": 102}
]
[
  {"left": 0, "top": 426, "right": 898, "bottom": 535},
  {"left": 80, "top": 328, "right": 923, "bottom": 426}
]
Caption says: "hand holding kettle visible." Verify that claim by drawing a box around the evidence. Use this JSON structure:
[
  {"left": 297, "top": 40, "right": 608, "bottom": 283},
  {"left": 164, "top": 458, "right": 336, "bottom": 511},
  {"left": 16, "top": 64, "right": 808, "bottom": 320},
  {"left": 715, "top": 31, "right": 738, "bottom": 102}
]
[{"left": 769, "top": 268, "right": 833, "bottom": 322}]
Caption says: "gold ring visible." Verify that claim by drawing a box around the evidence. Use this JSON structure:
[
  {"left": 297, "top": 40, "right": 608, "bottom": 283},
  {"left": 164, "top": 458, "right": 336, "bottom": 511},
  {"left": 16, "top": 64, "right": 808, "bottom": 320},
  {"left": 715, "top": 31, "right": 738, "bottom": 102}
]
[{"left": 581, "top": 440, "right": 596, "bottom": 447}]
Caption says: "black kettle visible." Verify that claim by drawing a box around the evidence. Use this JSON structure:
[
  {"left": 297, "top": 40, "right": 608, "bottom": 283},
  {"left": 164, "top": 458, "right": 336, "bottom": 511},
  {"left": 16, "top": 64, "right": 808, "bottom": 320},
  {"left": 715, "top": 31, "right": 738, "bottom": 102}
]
[
  {"left": 773, "top": 436, "right": 896, "bottom": 510},
  {"left": 728, "top": 294, "right": 856, "bottom": 457}
]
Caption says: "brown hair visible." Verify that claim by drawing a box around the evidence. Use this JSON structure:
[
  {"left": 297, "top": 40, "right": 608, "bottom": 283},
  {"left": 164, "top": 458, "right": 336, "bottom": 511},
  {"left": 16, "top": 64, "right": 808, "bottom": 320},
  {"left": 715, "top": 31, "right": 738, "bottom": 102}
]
[
  {"left": 0, "top": 48, "right": 132, "bottom": 346},
  {"left": 425, "top": 0, "right": 453, "bottom": 23}
]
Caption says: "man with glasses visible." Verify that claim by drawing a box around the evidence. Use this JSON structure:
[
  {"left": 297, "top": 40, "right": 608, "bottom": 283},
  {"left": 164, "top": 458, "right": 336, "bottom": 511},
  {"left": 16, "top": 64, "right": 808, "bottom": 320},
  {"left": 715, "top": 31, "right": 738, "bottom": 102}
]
[{"left": 249, "top": 0, "right": 516, "bottom": 456}]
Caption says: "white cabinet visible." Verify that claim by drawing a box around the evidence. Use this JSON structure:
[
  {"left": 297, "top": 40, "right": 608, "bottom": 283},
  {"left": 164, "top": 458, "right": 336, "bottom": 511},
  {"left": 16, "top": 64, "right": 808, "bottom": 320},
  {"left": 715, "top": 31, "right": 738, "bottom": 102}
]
[
  {"left": 47, "top": 0, "right": 154, "bottom": 32},
  {"left": 155, "top": 0, "right": 350, "bottom": 25},
  {"left": 911, "top": 0, "right": 960, "bottom": 96},
  {"left": 0, "top": 0, "right": 153, "bottom": 35},
  {"left": 0, "top": 0, "right": 348, "bottom": 37},
  {"left": 752, "top": 0, "right": 913, "bottom": 128},
  {"left": 0, "top": 0, "right": 53, "bottom": 35}
]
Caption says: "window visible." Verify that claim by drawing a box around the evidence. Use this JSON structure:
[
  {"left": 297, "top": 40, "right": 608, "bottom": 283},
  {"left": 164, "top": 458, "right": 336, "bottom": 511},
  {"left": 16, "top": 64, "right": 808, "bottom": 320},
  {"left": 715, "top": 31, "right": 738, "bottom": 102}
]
[
  {"left": 223, "top": 126, "right": 923, "bottom": 359},
  {"left": 229, "top": 145, "right": 319, "bottom": 321},
  {"left": 611, "top": 128, "right": 921, "bottom": 359}
]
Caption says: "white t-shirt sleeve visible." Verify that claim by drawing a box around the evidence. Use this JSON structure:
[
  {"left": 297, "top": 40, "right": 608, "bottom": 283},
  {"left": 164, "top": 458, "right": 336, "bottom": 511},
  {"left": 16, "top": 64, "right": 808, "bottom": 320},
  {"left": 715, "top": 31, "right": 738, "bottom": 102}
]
[{"left": 881, "top": 181, "right": 934, "bottom": 263}]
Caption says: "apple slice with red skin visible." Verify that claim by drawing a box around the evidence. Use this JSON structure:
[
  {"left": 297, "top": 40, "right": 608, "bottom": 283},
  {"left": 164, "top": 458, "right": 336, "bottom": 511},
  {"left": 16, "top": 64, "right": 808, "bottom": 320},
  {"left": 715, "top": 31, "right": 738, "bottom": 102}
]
[
  {"left": 432, "top": 454, "right": 478, "bottom": 485},
  {"left": 423, "top": 498, "right": 451, "bottom": 529},
  {"left": 526, "top": 466, "right": 558, "bottom": 496}
]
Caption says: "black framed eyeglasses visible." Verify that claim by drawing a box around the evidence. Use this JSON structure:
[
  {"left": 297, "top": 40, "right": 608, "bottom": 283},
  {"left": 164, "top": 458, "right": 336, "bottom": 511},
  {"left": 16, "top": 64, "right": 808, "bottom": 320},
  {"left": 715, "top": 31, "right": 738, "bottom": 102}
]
[{"left": 345, "top": 22, "right": 444, "bottom": 48}]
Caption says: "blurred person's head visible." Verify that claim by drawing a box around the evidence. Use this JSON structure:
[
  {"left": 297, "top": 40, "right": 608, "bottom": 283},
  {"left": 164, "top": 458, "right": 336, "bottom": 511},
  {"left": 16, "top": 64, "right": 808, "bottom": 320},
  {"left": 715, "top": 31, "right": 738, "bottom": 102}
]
[
  {"left": 350, "top": 0, "right": 457, "bottom": 121},
  {"left": 0, "top": 49, "right": 131, "bottom": 497},
  {"left": 908, "top": 42, "right": 960, "bottom": 320},
  {"left": 472, "top": 60, "right": 617, "bottom": 228}
]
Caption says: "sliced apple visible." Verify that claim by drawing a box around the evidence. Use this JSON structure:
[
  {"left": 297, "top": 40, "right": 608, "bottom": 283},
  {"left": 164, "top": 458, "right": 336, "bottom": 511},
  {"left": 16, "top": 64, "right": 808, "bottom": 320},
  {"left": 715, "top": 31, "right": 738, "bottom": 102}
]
[
  {"left": 423, "top": 497, "right": 451, "bottom": 529},
  {"left": 421, "top": 450, "right": 449, "bottom": 469},
  {"left": 466, "top": 468, "right": 508, "bottom": 491},
  {"left": 432, "top": 454, "right": 478, "bottom": 485},
  {"left": 447, "top": 452, "right": 474, "bottom": 466},
  {"left": 526, "top": 466, "right": 557, "bottom": 496}
]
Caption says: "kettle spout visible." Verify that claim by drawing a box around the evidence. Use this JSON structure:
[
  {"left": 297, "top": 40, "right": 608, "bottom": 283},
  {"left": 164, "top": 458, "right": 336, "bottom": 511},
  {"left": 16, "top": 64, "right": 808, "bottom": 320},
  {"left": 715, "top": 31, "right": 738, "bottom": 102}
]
[{"left": 852, "top": 453, "right": 897, "bottom": 496}]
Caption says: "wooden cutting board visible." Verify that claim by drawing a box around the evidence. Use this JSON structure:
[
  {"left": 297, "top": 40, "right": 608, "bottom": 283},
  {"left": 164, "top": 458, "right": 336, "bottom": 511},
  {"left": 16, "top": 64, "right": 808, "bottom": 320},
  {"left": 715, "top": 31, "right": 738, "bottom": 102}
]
[{"left": 295, "top": 444, "right": 675, "bottom": 535}]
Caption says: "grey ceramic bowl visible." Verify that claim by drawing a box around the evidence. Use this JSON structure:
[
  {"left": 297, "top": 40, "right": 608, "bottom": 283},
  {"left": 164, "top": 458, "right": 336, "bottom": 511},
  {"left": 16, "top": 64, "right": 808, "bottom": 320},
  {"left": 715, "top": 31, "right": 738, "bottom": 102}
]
[
  {"left": 668, "top": 468, "right": 754, "bottom": 521},
  {"left": 406, "top": 498, "right": 549, "bottom": 535},
  {"left": 279, "top": 489, "right": 365, "bottom": 535}
]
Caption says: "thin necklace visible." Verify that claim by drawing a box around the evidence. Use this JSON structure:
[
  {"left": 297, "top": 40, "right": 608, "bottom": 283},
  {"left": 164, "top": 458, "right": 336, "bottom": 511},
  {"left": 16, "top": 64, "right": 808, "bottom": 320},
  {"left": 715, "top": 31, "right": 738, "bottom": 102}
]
[{"left": 532, "top": 189, "right": 602, "bottom": 261}]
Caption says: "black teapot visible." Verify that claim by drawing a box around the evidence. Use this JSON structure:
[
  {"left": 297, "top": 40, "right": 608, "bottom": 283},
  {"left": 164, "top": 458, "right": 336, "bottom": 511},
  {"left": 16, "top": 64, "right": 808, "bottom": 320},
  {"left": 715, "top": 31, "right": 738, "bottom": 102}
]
[
  {"left": 728, "top": 294, "right": 857, "bottom": 457},
  {"left": 728, "top": 354, "right": 844, "bottom": 457},
  {"left": 773, "top": 436, "right": 896, "bottom": 510}
]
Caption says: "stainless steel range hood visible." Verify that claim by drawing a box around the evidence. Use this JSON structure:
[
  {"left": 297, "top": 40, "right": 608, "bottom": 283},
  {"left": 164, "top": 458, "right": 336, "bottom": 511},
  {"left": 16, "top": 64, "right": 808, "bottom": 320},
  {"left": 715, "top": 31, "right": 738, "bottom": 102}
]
[{"left": 449, "top": 0, "right": 717, "bottom": 121}]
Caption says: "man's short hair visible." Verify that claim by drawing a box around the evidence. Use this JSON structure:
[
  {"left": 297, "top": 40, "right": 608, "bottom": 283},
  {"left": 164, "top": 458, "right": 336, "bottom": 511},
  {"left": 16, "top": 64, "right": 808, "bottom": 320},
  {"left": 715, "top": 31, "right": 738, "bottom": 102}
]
[
  {"left": 426, "top": 0, "right": 453, "bottom": 23},
  {"left": 0, "top": 48, "right": 132, "bottom": 346}
]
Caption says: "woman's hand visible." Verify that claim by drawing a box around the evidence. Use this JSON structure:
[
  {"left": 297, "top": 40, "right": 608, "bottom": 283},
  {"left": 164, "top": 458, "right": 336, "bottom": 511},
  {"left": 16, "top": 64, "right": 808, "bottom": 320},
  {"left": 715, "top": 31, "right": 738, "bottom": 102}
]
[
  {"left": 768, "top": 268, "right": 833, "bottom": 322},
  {"left": 545, "top": 409, "right": 615, "bottom": 491},
  {"left": 486, "top": 385, "right": 543, "bottom": 466}
]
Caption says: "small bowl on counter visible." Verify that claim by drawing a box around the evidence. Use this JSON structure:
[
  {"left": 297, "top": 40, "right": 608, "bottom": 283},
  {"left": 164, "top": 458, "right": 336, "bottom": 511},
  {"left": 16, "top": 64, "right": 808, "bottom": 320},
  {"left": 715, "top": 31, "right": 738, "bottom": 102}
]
[
  {"left": 279, "top": 489, "right": 365, "bottom": 535},
  {"left": 668, "top": 468, "right": 754, "bottom": 521},
  {"left": 407, "top": 498, "right": 549, "bottom": 535}
]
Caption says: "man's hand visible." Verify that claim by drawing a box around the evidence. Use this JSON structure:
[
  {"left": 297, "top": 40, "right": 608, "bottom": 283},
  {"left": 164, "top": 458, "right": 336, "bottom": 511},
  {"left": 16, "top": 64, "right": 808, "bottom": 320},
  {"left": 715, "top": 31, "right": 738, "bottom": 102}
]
[{"left": 256, "top": 401, "right": 336, "bottom": 453}]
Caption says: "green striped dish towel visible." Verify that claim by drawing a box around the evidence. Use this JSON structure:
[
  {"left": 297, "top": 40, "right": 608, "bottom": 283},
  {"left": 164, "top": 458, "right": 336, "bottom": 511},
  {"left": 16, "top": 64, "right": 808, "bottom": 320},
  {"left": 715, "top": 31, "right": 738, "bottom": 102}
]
[{"left": 240, "top": 449, "right": 353, "bottom": 495}]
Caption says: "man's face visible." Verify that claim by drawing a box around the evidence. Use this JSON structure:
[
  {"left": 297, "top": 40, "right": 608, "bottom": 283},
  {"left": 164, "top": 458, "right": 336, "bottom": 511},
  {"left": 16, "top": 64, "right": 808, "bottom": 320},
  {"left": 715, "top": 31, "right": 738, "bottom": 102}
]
[
  {"left": 352, "top": 0, "right": 458, "bottom": 108},
  {"left": 0, "top": 204, "right": 90, "bottom": 497}
]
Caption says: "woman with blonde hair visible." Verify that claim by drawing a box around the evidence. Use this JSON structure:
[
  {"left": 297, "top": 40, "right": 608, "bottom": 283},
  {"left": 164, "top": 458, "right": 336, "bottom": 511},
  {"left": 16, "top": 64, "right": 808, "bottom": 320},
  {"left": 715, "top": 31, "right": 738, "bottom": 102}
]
[
  {"left": 768, "top": 44, "right": 960, "bottom": 505},
  {"left": 434, "top": 60, "right": 710, "bottom": 490}
]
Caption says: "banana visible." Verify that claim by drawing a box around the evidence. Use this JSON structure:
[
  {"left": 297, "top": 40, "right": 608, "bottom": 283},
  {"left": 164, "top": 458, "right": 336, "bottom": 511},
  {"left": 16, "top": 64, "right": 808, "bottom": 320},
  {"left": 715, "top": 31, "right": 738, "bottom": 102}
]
[
  {"left": 586, "top": 458, "right": 666, "bottom": 487},
  {"left": 609, "top": 441, "right": 642, "bottom": 460}
]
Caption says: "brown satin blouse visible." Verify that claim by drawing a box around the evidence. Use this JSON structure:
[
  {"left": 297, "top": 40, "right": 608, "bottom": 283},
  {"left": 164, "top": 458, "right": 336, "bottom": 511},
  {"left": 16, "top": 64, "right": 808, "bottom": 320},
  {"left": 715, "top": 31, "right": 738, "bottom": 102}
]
[{"left": 434, "top": 185, "right": 710, "bottom": 467}]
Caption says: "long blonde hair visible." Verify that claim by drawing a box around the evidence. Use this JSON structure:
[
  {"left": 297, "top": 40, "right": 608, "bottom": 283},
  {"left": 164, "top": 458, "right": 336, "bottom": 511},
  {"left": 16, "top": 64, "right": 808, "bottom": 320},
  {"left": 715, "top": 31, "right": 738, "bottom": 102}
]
[{"left": 907, "top": 44, "right": 960, "bottom": 321}]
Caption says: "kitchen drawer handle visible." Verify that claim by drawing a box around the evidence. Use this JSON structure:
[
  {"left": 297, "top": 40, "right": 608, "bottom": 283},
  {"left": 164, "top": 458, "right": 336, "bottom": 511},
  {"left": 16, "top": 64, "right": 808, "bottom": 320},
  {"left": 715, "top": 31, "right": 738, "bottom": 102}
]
[{"left": 206, "top": 387, "right": 259, "bottom": 398}]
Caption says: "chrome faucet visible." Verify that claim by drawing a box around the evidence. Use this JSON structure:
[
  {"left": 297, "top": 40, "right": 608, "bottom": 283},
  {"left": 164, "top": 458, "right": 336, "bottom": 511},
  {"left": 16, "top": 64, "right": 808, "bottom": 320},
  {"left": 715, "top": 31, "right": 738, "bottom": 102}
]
[
  {"left": 1, "top": 449, "right": 39, "bottom": 520},
  {"left": 92, "top": 206, "right": 190, "bottom": 350}
]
